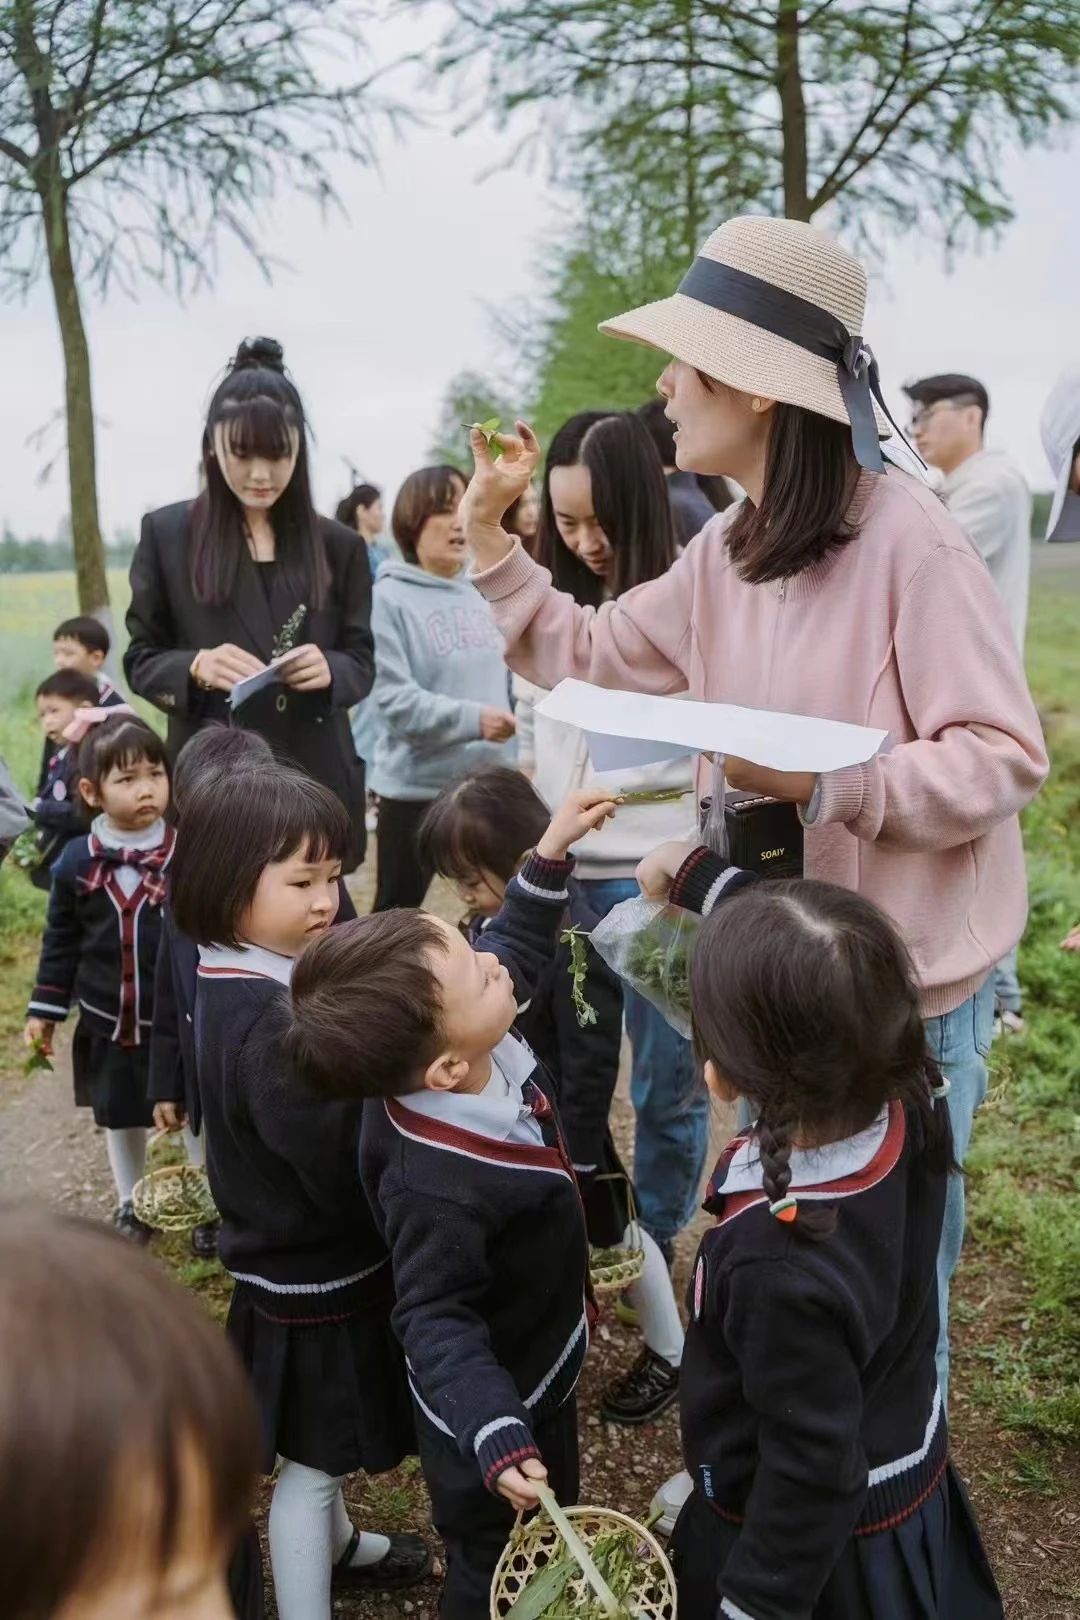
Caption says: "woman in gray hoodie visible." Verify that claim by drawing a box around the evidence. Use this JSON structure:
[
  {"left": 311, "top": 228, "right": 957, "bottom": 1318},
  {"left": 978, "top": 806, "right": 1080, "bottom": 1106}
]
[{"left": 370, "top": 465, "right": 517, "bottom": 910}]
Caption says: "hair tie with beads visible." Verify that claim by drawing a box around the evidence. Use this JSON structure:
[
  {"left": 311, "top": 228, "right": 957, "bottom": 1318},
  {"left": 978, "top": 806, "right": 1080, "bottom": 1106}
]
[
  {"left": 769, "top": 1195, "right": 799, "bottom": 1223},
  {"left": 930, "top": 1077, "right": 951, "bottom": 1100}
]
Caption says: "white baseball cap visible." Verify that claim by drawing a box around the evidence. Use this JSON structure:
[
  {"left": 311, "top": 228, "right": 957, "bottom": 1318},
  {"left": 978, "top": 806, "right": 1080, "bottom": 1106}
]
[{"left": 1040, "top": 366, "right": 1080, "bottom": 542}]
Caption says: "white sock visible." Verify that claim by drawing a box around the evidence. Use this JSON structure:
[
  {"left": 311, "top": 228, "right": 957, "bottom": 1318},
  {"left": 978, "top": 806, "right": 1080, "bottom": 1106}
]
[
  {"left": 182, "top": 1123, "right": 205, "bottom": 1170},
  {"left": 330, "top": 1487, "right": 391, "bottom": 1568},
  {"left": 269, "top": 1459, "right": 344, "bottom": 1620},
  {"left": 105, "top": 1127, "right": 147, "bottom": 1205},
  {"left": 625, "top": 1227, "right": 684, "bottom": 1369}
]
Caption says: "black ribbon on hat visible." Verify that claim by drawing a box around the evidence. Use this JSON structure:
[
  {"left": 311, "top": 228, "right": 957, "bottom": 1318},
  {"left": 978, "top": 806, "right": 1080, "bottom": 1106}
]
[{"left": 677, "top": 257, "right": 919, "bottom": 474}]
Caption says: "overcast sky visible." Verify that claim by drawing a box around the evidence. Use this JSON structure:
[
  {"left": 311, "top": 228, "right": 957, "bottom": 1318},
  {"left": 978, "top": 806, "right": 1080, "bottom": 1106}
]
[{"left": 1, "top": 7, "right": 1076, "bottom": 540}]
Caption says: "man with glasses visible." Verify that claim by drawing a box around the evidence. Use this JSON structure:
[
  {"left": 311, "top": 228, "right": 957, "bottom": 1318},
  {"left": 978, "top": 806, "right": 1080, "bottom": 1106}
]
[{"left": 905, "top": 372, "right": 1032, "bottom": 1036}]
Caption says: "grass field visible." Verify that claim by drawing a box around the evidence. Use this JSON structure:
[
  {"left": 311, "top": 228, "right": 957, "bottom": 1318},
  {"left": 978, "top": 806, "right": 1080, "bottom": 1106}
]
[{"left": 1, "top": 558, "right": 1077, "bottom": 1610}]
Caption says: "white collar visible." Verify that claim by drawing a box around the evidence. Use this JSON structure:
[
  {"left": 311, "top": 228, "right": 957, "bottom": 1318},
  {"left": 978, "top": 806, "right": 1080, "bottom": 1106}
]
[
  {"left": 398, "top": 1033, "right": 537, "bottom": 1140},
  {"left": 719, "top": 1106, "right": 890, "bottom": 1196},
  {"left": 92, "top": 814, "right": 168, "bottom": 852},
  {"left": 197, "top": 941, "right": 294, "bottom": 987}
]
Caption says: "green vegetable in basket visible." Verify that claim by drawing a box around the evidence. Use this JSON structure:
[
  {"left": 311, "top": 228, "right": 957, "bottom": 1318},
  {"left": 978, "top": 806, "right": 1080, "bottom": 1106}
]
[
  {"left": 625, "top": 917, "right": 692, "bottom": 1018},
  {"left": 561, "top": 926, "right": 597, "bottom": 1028},
  {"left": 507, "top": 1553, "right": 574, "bottom": 1618}
]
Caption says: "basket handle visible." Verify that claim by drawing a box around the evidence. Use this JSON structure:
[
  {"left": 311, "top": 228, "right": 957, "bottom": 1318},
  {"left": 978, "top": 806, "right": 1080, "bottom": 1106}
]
[
  {"left": 594, "top": 1171, "right": 641, "bottom": 1252},
  {"left": 533, "top": 1481, "right": 621, "bottom": 1617}
]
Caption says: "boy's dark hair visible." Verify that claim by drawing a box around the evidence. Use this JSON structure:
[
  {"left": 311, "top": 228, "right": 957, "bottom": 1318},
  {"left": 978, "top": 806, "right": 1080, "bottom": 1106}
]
[
  {"left": 903, "top": 372, "right": 989, "bottom": 427},
  {"left": 287, "top": 912, "right": 450, "bottom": 1098},
  {"left": 76, "top": 713, "right": 169, "bottom": 787},
  {"left": 335, "top": 482, "right": 382, "bottom": 530},
  {"left": 418, "top": 767, "right": 549, "bottom": 886},
  {"left": 53, "top": 615, "right": 110, "bottom": 656},
  {"left": 35, "top": 669, "right": 101, "bottom": 705},
  {"left": 172, "top": 724, "right": 274, "bottom": 815},
  {"left": 690, "top": 879, "right": 953, "bottom": 1244},
  {"left": 0, "top": 1205, "right": 259, "bottom": 1620},
  {"left": 391, "top": 465, "right": 466, "bottom": 563},
  {"left": 534, "top": 410, "right": 676, "bottom": 608},
  {"left": 171, "top": 766, "right": 351, "bottom": 946},
  {"left": 706, "top": 385, "right": 860, "bottom": 585}
]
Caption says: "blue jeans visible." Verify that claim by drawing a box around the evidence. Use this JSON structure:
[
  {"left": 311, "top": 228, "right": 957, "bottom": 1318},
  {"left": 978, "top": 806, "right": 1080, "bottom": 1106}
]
[
  {"left": 582, "top": 878, "right": 710, "bottom": 1246},
  {"left": 991, "top": 946, "right": 1022, "bottom": 1015},
  {"left": 925, "top": 977, "right": 995, "bottom": 1409}
]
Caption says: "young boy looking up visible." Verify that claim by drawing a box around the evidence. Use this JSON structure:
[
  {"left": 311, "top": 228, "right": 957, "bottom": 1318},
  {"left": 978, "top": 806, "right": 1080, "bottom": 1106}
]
[{"left": 286, "top": 789, "right": 616, "bottom": 1620}]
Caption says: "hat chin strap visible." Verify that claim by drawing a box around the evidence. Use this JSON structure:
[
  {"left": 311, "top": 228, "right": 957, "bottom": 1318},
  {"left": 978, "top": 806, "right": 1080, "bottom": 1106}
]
[{"left": 676, "top": 258, "right": 922, "bottom": 475}]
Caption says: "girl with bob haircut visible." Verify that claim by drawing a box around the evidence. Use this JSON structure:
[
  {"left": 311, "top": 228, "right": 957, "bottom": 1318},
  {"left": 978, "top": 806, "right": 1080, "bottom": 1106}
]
[
  {"left": 459, "top": 214, "right": 1048, "bottom": 1403},
  {"left": 124, "top": 336, "right": 374, "bottom": 868},
  {"left": 631, "top": 845, "right": 1002, "bottom": 1618},
  {"left": 0, "top": 1205, "right": 262, "bottom": 1620},
  {"left": 368, "top": 463, "right": 517, "bottom": 911},
  {"left": 25, "top": 712, "right": 173, "bottom": 1242},
  {"left": 514, "top": 412, "right": 700, "bottom": 1409},
  {"left": 170, "top": 766, "right": 428, "bottom": 1620}
]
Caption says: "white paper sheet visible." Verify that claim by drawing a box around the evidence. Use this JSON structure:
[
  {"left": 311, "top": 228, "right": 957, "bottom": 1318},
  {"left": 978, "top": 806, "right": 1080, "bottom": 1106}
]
[
  {"left": 536, "top": 679, "right": 887, "bottom": 774},
  {"left": 228, "top": 646, "right": 306, "bottom": 709}
]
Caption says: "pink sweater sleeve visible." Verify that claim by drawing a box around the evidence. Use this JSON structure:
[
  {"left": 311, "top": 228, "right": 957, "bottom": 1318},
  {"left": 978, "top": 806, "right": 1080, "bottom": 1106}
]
[
  {"left": 472, "top": 537, "right": 695, "bottom": 695},
  {"left": 815, "top": 545, "right": 1048, "bottom": 850}
]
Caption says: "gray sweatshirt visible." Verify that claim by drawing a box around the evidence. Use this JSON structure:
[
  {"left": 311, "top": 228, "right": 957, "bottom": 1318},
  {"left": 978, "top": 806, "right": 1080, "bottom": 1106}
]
[{"left": 369, "top": 562, "right": 514, "bottom": 801}]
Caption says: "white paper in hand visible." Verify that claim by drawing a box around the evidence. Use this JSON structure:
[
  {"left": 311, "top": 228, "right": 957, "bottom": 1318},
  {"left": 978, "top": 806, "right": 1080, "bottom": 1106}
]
[
  {"left": 228, "top": 646, "right": 306, "bottom": 709},
  {"left": 536, "top": 679, "right": 886, "bottom": 775}
]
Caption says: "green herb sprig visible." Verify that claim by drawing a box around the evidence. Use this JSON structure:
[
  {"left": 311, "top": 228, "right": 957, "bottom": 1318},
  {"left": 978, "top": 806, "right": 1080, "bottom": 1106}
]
[
  {"left": 615, "top": 786, "right": 693, "bottom": 805},
  {"left": 272, "top": 603, "right": 307, "bottom": 661},
  {"left": 23, "top": 1037, "right": 53, "bottom": 1077},
  {"left": 561, "top": 925, "right": 597, "bottom": 1028},
  {"left": 464, "top": 417, "right": 504, "bottom": 460},
  {"left": 625, "top": 917, "right": 692, "bottom": 1019},
  {"left": 10, "top": 826, "right": 42, "bottom": 872}
]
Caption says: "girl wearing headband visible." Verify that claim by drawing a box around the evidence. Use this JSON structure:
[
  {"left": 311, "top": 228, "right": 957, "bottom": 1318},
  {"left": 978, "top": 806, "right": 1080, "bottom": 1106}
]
[{"left": 459, "top": 215, "right": 1047, "bottom": 1404}]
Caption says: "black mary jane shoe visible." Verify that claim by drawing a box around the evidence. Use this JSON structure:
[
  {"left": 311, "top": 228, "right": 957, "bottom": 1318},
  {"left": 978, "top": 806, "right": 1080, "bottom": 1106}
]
[
  {"left": 600, "top": 1346, "right": 679, "bottom": 1425},
  {"left": 113, "top": 1201, "right": 153, "bottom": 1246},
  {"left": 190, "top": 1219, "right": 220, "bottom": 1259},
  {"left": 331, "top": 1530, "right": 432, "bottom": 1591}
]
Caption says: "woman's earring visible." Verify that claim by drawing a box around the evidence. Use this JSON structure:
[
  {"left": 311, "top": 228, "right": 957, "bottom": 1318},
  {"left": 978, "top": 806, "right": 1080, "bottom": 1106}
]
[{"left": 751, "top": 398, "right": 763, "bottom": 413}]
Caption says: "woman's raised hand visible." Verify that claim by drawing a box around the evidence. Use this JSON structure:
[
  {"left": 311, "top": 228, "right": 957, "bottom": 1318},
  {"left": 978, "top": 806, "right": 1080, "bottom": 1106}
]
[{"left": 459, "top": 420, "right": 542, "bottom": 568}]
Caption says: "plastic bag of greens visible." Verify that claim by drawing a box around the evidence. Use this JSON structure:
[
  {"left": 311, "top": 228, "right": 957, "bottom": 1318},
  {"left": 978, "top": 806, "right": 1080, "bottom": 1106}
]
[{"left": 589, "top": 896, "right": 700, "bottom": 1038}]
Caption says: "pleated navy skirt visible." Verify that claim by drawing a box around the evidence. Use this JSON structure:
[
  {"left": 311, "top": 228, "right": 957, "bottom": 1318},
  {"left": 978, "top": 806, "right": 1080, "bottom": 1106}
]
[
  {"left": 226, "top": 1276, "right": 416, "bottom": 1479},
  {"left": 670, "top": 1467, "right": 1003, "bottom": 1620},
  {"left": 72, "top": 1024, "right": 154, "bottom": 1129}
]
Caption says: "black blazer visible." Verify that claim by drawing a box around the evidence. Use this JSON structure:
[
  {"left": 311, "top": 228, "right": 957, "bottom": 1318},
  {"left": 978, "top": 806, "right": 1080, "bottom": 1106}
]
[{"left": 124, "top": 502, "right": 373, "bottom": 866}]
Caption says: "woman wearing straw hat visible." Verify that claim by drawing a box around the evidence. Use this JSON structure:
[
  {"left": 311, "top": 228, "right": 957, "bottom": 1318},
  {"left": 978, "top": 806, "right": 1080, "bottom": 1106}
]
[{"left": 459, "top": 216, "right": 1048, "bottom": 1409}]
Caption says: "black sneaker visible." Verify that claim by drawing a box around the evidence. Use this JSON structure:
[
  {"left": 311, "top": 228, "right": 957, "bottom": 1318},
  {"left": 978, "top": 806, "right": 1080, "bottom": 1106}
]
[
  {"left": 191, "top": 1219, "right": 220, "bottom": 1259},
  {"left": 600, "top": 1346, "right": 679, "bottom": 1425},
  {"left": 113, "top": 1201, "right": 152, "bottom": 1245},
  {"left": 332, "top": 1530, "right": 432, "bottom": 1591}
]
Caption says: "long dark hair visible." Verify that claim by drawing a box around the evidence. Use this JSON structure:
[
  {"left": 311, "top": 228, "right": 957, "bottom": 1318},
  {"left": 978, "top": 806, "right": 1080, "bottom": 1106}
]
[
  {"left": 190, "top": 337, "right": 329, "bottom": 607},
  {"left": 717, "top": 389, "right": 860, "bottom": 584},
  {"left": 690, "top": 880, "right": 954, "bottom": 1243},
  {"left": 535, "top": 411, "right": 677, "bottom": 607}
]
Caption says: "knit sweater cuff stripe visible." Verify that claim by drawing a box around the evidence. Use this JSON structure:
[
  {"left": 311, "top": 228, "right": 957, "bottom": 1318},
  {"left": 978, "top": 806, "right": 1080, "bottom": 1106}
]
[
  {"left": 476, "top": 1419, "right": 540, "bottom": 1493},
  {"left": 812, "top": 763, "right": 868, "bottom": 827},
  {"left": 670, "top": 847, "right": 753, "bottom": 916},
  {"left": 28, "top": 996, "right": 69, "bottom": 1019},
  {"left": 516, "top": 852, "right": 573, "bottom": 899}
]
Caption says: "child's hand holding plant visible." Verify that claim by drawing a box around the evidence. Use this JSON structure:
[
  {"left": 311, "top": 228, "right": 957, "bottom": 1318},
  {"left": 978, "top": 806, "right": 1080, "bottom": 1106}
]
[
  {"left": 635, "top": 838, "right": 700, "bottom": 902},
  {"left": 496, "top": 1454, "right": 548, "bottom": 1512},
  {"left": 537, "top": 788, "right": 618, "bottom": 863},
  {"left": 22, "top": 1017, "right": 55, "bottom": 1076}
]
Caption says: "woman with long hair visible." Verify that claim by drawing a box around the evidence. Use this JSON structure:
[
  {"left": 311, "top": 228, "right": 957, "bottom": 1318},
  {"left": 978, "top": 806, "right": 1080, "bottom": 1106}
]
[
  {"left": 515, "top": 412, "right": 699, "bottom": 1428},
  {"left": 124, "top": 337, "right": 373, "bottom": 868},
  {"left": 459, "top": 216, "right": 1048, "bottom": 1407}
]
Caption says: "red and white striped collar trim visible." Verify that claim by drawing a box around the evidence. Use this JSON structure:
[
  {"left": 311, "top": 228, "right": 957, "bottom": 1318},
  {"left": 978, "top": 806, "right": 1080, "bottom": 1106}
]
[
  {"left": 385, "top": 1095, "right": 568, "bottom": 1177},
  {"left": 197, "top": 942, "right": 294, "bottom": 986},
  {"left": 708, "top": 1100, "right": 906, "bottom": 1227}
]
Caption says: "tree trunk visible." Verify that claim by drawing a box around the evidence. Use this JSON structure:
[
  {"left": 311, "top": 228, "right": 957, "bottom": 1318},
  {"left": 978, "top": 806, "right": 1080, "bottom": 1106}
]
[
  {"left": 776, "top": 0, "right": 811, "bottom": 221},
  {"left": 40, "top": 176, "right": 110, "bottom": 620}
]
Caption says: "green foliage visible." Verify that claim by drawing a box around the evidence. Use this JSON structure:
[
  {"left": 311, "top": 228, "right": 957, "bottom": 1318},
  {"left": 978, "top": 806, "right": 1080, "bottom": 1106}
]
[{"left": 429, "top": 370, "right": 518, "bottom": 470}]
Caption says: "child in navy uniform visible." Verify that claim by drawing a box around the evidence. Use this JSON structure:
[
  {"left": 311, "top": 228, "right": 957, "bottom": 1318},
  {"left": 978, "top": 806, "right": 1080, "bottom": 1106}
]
[
  {"left": 642, "top": 844, "right": 1003, "bottom": 1620},
  {"left": 25, "top": 714, "right": 173, "bottom": 1240},
  {"left": 419, "top": 766, "right": 688, "bottom": 1425},
  {"left": 170, "top": 767, "right": 428, "bottom": 1620},
  {"left": 28, "top": 670, "right": 103, "bottom": 886},
  {"left": 51, "top": 613, "right": 124, "bottom": 704},
  {"left": 286, "top": 788, "right": 618, "bottom": 1619}
]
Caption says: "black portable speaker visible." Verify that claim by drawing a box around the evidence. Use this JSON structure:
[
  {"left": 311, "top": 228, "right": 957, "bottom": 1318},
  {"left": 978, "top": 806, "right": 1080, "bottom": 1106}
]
[{"left": 699, "top": 792, "right": 804, "bottom": 881}]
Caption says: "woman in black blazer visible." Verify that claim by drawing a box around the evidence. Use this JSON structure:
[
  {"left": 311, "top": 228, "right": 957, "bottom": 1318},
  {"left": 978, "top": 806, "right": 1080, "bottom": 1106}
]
[{"left": 125, "top": 338, "right": 373, "bottom": 868}]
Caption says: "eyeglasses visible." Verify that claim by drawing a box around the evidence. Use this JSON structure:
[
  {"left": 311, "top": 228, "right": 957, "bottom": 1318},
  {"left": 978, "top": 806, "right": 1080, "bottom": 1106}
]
[{"left": 908, "top": 396, "right": 980, "bottom": 433}]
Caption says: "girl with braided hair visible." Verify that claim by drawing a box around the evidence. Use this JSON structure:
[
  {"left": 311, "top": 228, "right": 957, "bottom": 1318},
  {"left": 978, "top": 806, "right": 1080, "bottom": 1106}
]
[{"left": 635, "top": 845, "right": 1002, "bottom": 1619}]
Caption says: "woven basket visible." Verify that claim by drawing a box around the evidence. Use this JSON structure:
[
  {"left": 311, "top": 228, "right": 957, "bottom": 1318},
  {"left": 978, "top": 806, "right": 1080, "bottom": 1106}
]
[
  {"left": 131, "top": 1132, "right": 217, "bottom": 1233},
  {"left": 589, "top": 1176, "right": 645, "bottom": 1295},
  {"left": 491, "top": 1482, "right": 676, "bottom": 1618}
]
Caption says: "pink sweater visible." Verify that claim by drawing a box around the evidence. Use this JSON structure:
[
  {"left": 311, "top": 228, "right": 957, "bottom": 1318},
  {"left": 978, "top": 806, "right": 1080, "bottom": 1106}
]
[{"left": 473, "top": 469, "right": 1048, "bottom": 1017}]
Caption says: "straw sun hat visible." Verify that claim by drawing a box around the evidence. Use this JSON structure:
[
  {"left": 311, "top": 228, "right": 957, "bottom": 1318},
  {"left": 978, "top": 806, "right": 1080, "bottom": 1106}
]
[{"left": 600, "top": 216, "right": 903, "bottom": 472}]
